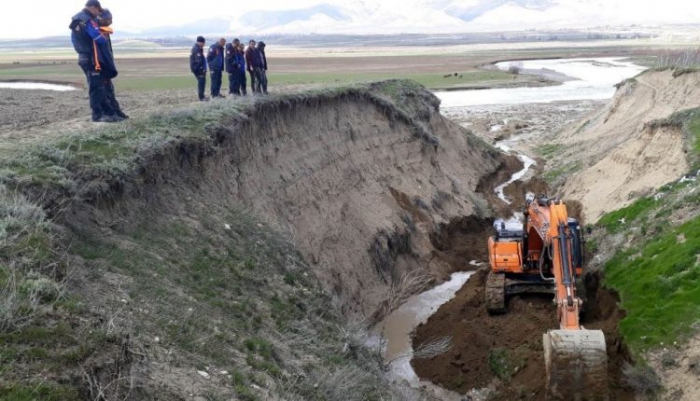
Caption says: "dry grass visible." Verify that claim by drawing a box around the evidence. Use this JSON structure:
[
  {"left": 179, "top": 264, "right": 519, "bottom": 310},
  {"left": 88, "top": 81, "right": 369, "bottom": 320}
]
[{"left": 655, "top": 48, "right": 700, "bottom": 68}]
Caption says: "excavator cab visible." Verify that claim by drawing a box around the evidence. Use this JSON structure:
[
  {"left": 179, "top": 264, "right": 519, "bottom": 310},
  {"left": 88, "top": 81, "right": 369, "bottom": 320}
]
[{"left": 486, "top": 197, "right": 608, "bottom": 400}]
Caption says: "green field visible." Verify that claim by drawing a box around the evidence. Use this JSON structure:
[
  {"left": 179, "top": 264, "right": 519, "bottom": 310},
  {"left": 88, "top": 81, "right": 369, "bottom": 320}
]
[{"left": 0, "top": 61, "right": 515, "bottom": 91}]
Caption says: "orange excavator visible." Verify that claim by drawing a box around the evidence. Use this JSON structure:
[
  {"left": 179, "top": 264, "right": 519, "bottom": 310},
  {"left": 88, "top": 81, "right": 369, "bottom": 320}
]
[{"left": 487, "top": 196, "right": 608, "bottom": 400}]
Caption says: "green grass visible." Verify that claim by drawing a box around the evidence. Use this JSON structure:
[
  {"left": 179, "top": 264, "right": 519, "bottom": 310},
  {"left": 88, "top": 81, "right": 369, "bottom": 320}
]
[
  {"left": 537, "top": 143, "right": 563, "bottom": 159},
  {"left": 597, "top": 197, "right": 659, "bottom": 233},
  {"left": 0, "top": 63, "right": 514, "bottom": 91},
  {"left": 0, "top": 383, "right": 80, "bottom": 401},
  {"left": 605, "top": 216, "right": 700, "bottom": 353}
]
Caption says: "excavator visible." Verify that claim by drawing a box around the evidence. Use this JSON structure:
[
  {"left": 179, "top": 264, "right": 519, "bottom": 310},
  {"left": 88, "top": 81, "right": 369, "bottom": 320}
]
[{"left": 487, "top": 195, "right": 608, "bottom": 400}]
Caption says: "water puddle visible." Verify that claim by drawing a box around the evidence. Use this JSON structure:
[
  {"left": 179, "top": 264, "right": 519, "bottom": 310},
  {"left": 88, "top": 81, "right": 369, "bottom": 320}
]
[
  {"left": 0, "top": 82, "right": 76, "bottom": 91},
  {"left": 374, "top": 272, "right": 473, "bottom": 399}
]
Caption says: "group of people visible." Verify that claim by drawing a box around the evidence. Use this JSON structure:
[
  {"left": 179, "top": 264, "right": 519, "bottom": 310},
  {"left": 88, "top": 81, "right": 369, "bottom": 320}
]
[
  {"left": 70, "top": 0, "right": 128, "bottom": 122},
  {"left": 190, "top": 37, "right": 269, "bottom": 102},
  {"left": 70, "top": 0, "right": 271, "bottom": 123}
]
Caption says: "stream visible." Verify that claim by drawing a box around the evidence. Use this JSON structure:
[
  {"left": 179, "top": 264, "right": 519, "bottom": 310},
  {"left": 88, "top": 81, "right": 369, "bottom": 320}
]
[
  {"left": 0, "top": 82, "right": 76, "bottom": 91},
  {"left": 376, "top": 56, "right": 646, "bottom": 399}
]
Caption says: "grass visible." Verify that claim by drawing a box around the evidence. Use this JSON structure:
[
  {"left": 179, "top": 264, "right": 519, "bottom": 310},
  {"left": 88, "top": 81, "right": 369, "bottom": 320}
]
[
  {"left": 597, "top": 196, "right": 659, "bottom": 233},
  {"left": 605, "top": 215, "right": 700, "bottom": 353},
  {"left": 0, "top": 61, "right": 515, "bottom": 91},
  {"left": 537, "top": 143, "right": 563, "bottom": 159}
]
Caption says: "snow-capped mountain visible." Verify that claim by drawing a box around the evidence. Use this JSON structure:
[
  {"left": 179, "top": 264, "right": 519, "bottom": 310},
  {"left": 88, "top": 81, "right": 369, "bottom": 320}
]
[{"left": 228, "top": 0, "right": 700, "bottom": 35}]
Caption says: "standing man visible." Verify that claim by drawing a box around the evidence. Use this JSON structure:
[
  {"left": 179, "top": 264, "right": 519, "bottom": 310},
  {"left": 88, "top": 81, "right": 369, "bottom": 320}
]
[
  {"left": 190, "top": 36, "right": 208, "bottom": 102},
  {"left": 225, "top": 38, "right": 241, "bottom": 96},
  {"left": 245, "top": 40, "right": 257, "bottom": 94},
  {"left": 254, "top": 41, "right": 268, "bottom": 95},
  {"left": 69, "top": 0, "right": 116, "bottom": 122},
  {"left": 207, "top": 38, "right": 226, "bottom": 98},
  {"left": 237, "top": 43, "right": 247, "bottom": 96},
  {"left": 97, "top": 8, "right": 128, "bottom": 120}
]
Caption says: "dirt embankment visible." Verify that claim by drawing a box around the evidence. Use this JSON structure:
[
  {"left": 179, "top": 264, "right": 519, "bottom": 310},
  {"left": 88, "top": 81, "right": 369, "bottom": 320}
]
[
  {"left": 551, "top": 69, "right": 700, "bottom": 222},
  {"left": 63, "top": 82, "right": 506, "bottom": 318}
]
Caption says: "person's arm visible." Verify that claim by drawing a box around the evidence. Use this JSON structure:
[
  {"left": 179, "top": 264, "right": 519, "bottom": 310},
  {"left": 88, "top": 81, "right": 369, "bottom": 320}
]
[
  {"left": 84, "top": 19, "right": 106, "bottom": 45},
  {"left": 190, "top": 48, "right": 198, "bottom": 73}
]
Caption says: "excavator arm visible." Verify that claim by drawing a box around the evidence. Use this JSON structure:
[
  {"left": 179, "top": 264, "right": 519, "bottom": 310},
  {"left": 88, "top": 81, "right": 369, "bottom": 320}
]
[{"left": 531, "top": 199, "right": 609, "bottom": 400}]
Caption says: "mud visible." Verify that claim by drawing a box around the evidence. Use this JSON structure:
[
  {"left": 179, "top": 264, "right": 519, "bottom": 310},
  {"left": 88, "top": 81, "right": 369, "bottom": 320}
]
[{"left": 411, "top": 268, "right": 634, "bottom": 400}]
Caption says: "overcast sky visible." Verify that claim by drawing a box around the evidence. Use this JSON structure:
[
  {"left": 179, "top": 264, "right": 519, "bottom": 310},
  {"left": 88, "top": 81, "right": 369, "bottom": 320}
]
[{"left": 0, "top": 0, "right": 699, "bottom": 39}]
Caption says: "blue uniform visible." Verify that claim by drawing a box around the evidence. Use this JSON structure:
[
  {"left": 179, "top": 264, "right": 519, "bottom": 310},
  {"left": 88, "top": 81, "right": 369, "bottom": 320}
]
[
  {"left": 207, "top": 43, "right": 225, "bottom": 97},
  {"left": 70, "top": 9, "right": 114, "bottom": 121},
  {"left": 253, "top": 44, "right": 268, "bottom": 95},
  {"left": 225, "top": 43, "right": 239, "bottom": 95},
  {"left": 236, "top": 50, "right": 247, "bottom": 95},
  {"left": 190, "top": 43, "right": 207, "bottom": 100}
]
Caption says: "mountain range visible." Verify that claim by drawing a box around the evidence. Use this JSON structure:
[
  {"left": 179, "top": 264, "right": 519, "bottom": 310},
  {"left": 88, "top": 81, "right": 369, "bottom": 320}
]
[{"left": 227, "top": 0, "right": 698, "bottom": 35}]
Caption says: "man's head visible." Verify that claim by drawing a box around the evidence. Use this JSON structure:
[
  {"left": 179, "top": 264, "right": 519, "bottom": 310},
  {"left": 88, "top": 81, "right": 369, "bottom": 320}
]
[
  {"left": 218, "top": 38, "right": 226, "bottom": 47},
  {"left": 233, "top": 38, "right": 240, "bottom": 46},
  {"left": 85, "top": 0, "right": 102, "bottom": 17},
  {"left": 196, "top": 36, "right": 206, "bottom": 48},
  {"left": 97, "top": 8, "right": 112, "bottom": 27},
  {"left": 249, "top": 40, "right": 256, "bottom": 48},
  {"left": 257, "top": 41, "right": 266, "bottom": 50}
]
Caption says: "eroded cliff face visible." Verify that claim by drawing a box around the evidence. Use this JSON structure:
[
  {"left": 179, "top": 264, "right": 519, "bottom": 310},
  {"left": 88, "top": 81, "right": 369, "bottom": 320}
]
[
  {"left": 554, "top": 69, "right": 700, "bottom": 222},
  {"left": 64, "top": 82, "right": 503, "bottom": 320}
]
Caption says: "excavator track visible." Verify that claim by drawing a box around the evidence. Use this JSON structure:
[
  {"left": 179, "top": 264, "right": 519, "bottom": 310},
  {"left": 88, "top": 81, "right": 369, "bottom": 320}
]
[
  {"left": 485, "top": 271, "right": 506, "bottom": 314},
  {"left": 543, "top": 329, "right": 609, "bottom": 400}
]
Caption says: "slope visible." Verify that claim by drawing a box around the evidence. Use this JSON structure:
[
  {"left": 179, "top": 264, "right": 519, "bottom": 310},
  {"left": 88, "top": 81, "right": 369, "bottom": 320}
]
[{"left": 0, "top": 80, "right": 506, "bottom": 399}]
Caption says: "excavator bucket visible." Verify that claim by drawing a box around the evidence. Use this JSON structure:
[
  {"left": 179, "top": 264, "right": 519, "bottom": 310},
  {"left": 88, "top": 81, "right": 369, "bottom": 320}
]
[{"left": 543, "top": 329, "right": 609, "bottom": 401}]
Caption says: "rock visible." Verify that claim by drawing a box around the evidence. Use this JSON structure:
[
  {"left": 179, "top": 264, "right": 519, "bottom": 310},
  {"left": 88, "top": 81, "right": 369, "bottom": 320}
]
[{"left": 197, "top": 371, "right": 209, "bottom": 379}]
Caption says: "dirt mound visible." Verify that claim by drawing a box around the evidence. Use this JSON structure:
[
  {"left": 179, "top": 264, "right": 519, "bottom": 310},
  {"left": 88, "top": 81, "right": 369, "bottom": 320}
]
[
  {"left": 550, "top": 69, "right": 700, "bottom": 222},
  {"left": 411, "top": 269, "right": 633, "bottom": 400}
]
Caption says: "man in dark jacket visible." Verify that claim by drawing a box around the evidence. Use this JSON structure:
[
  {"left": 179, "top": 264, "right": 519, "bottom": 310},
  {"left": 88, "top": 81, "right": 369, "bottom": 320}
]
[
  {"left": 190, "top": 36, "right": 208, "bottom": 101},
  {"left": 254, "top": 41, "right": 268, "bottom": 95},
  {"left": 97, "top": 8, "right": 128, "bottom": 120},
  {"left": 207, "top": 38, "right": 226, "bottom": 98},
  {"left": 245, "top": 40, "right": 257, "bottom": 94},
  {"left": 225, "top": 38, "right": 241, "bottom": 96},
  {"left": 69, "top": 0, "right": 116, "bottom": 122},
  {"left": 237, "top": 43, "right": 247, "bottom": 96}
]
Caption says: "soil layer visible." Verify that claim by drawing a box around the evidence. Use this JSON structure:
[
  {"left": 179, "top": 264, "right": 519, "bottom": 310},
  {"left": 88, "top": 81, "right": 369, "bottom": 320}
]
[{"left": 411, "top": 269, "right": 634, "bottom": 400}]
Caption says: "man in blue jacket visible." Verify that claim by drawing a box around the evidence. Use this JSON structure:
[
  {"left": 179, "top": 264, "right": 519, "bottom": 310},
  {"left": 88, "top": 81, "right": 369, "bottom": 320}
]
[
  {"left": 190, "top": 36, "right": 208, "bottom": 102},
  {"left": 225, "top": 38, "right": 241, "bottom": 96},
  {"left": 69, "top": 0, "right": 117, "bottom": 122},
  {"left": 236, "top": 43, "right": 247, "bottom": 96},
  {"left": 97, "top": 8, "right": 128, "bottom": 120},
  {"left": 207, "top": 38, "right": 226, "bottom": 98}
]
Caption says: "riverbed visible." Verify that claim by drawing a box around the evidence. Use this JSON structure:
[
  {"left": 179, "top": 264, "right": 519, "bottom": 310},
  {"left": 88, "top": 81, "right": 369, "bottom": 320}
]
[
  {"left": 376, "top": 56, "right": 647, "bottom": 398},
  {"left": 436, "top": 57, "right": 646, "bottom": 108}
]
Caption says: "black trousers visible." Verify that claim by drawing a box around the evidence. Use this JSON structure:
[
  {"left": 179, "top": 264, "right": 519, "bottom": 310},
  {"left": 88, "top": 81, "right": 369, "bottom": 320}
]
[
  {"left": 228, "top": 72, "right": 240, "bottom": 95},
  {"left": 194, "top": 73, "right": 206, "bottom": 100},
  {"left": 210, "top": 70, "right": 223, "bottom": 97},
  {"left": 103, "top": 79, "right": 123, "bottom": 115},
  {"left": 248, "top": 70, "right": 257, "bottom": 93},
  {"left": 79, "top": 60, "right": 109, "bottom": 119},
  {"left": 239, "top": 70, "right": 247, "bottom": 95},
  {"left": 255, "top": 68, "right": 268, "bottom": 94}
]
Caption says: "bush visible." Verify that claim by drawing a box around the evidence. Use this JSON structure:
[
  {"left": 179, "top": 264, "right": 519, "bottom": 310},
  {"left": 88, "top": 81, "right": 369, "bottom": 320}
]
[{"left": 623, "top": 363, "right": 662, "bottom": 394}]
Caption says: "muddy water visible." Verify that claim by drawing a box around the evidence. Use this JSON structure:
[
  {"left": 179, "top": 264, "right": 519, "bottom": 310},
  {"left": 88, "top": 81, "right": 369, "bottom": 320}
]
[
  {"left": 375, "top": 272, "right": 473, "bottom": 399},
  {"left": 494, "top": 143, "right": 536, "bottom": 205},
  {"left": 0, "top": 82, "right": 76, "bottom": 91}
]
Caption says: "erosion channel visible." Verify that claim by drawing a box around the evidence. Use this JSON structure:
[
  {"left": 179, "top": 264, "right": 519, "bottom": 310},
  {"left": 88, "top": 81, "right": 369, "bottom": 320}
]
[{"left": 379, "top": 58, "right": 646, "bottom": 400}]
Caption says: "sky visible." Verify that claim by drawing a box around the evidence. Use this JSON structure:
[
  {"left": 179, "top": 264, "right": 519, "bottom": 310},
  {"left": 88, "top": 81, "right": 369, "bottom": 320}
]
[{"left": 0, "top": 0, "right": 699, "bottom": 39}]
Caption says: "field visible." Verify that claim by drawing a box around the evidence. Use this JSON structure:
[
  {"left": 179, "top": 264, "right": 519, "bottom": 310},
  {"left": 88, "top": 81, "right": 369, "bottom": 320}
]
[{"left": 0, "top": 43, "right": 661, "bottom": 92}]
